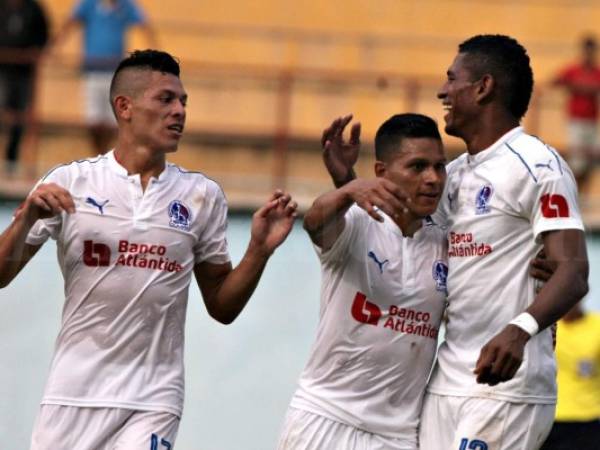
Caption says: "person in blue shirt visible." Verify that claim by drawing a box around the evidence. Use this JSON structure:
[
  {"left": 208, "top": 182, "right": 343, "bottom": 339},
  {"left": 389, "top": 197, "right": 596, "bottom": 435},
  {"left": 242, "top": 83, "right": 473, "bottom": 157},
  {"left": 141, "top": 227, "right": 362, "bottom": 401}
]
[{"left": 53, "top": 0, "right": 156, "bottom": 154}]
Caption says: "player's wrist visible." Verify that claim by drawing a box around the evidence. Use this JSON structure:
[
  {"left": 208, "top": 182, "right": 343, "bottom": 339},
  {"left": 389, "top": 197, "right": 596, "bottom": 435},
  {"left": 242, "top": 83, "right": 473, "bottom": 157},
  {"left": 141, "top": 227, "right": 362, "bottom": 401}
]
[
  {"left": 508, "top": 312, "right": 539, "bottom": 337},
  {"left": 246, "top": 239, "right": 274, "bottom": 260},
  {"left": 333, "top": 168, "right": 356, "bottom": 188}
]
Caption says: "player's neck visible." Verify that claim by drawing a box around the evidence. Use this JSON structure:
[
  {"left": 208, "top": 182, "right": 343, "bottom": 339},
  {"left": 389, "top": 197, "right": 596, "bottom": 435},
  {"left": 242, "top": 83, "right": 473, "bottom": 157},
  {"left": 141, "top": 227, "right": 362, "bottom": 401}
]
[
  {"left": 393, "top": 213, "right": 422, "bottom": 238},
  {"left": 464, "top": 112, "right": 520, "bottom": 155},
  {"left": 113, "top": 144, "right": 166, "bottom": 191}
]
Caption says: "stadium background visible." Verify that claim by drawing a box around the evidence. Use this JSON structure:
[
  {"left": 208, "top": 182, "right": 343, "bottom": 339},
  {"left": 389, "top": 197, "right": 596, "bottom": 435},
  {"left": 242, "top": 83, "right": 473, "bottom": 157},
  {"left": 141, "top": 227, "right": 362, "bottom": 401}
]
[{"left": 1, "top": 0, "right": 600, "bottom": 449}]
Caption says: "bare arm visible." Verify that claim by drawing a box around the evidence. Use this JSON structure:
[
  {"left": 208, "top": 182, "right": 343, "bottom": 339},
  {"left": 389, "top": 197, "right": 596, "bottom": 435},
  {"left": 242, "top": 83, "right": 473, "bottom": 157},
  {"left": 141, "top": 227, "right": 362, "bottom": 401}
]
[
  {"left": 194, "top": 192, "right": 297, "bottom": 324},
  {"left": 0, "top": 183, "right": 75, "bottom": 288},
  {"left": 474, "top": 228, "right": 588, "bottom": 385},
  {"left": 304, "top": 178, "right": 407, "bottom": 251}
]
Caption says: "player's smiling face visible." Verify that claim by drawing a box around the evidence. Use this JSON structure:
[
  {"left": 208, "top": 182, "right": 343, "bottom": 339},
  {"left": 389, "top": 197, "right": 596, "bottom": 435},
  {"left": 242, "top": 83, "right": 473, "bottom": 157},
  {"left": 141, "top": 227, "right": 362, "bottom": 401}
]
[
  {"left": 438, "top": 53, "right": 481, "bottom": 138},
  {"left": 378, "top": 137, "right": 447, "bottom": 218},
  {"left": 130, "top": 72, "right": 187, "bottom": 153}
]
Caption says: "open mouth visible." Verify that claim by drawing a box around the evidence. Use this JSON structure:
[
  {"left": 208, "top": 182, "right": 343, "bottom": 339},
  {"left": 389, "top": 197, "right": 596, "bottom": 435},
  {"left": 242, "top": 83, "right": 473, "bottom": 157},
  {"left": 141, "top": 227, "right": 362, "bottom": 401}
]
[{"left": 167, "top": 124, "right": 184, "bottom": 134}]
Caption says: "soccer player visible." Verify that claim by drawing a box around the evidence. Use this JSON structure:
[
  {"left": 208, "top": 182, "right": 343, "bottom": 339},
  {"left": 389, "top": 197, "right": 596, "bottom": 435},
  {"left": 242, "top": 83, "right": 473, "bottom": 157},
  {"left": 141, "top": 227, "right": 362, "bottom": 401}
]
[
  {"left": 0, "top": 50, "right": 297, "bottom": 450},
  {"left": 324, "top": 35, "right": 589, "bottom": 450},
  {"left": 277, "top": 113, "right": 448, "bottom": 449}
]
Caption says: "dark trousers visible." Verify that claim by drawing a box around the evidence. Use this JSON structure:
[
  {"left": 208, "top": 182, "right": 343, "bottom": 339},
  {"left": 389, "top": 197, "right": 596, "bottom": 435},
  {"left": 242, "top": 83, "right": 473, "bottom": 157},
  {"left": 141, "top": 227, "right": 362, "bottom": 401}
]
[
  {"left": 540, "top": 420, "right": 600, "bottom": 450},
  {"left": 0, "top": 70, "right": 33, "bottom": 164}
]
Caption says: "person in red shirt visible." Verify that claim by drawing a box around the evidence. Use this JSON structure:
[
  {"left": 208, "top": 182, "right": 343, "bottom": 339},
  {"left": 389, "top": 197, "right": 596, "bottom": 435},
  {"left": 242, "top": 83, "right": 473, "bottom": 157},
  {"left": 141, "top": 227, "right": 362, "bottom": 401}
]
[{"left": 554, "top": 35, "right": 600, "bottom": 195}]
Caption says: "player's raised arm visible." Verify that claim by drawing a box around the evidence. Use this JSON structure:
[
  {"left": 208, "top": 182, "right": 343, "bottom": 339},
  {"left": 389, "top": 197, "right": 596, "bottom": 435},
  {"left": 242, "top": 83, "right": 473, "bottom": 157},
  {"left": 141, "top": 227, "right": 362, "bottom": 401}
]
[
  {"left": 322, "top": 114, "right": 361, "bottom": 188},
  {"left": 0, "top": 182, "right": 75, "bottom": 288},
  {"left": 193, "top": 191, "right": 297, "bottom": 324},
  {"left": 474, "top": 228, "right": 589, "bottom": 386},
  {"left": 303, "top": 178, "right": 408, "bottom": 251}
]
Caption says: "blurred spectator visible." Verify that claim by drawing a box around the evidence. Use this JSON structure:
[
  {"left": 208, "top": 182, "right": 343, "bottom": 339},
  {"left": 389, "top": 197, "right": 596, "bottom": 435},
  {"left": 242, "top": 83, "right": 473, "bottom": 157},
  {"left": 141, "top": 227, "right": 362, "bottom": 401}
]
[
  {"left": 53, "top": 0, "right": 156, "bottom": 155},
  {"left": 554, "top": 35, "right": 600, "bottom": 199},
  {"left": 540, "top": 302, "right": 600, "bottom": 450},
  {"left": 0, "top": 0, "right": 49, "bottom": 174}
]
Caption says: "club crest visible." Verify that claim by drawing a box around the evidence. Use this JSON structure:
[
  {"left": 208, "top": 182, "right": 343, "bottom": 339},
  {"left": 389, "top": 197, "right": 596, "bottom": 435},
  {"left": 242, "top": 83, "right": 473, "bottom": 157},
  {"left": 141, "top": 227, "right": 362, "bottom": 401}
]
[
  {"left": 168, "top": 200, "right": 192, "bottom": 231},
  {"left": 475, "top": 185, "right": 493, "bottom": 215},
  {"left": 432, "top": 260, "right": 448, "bottom": 293}
]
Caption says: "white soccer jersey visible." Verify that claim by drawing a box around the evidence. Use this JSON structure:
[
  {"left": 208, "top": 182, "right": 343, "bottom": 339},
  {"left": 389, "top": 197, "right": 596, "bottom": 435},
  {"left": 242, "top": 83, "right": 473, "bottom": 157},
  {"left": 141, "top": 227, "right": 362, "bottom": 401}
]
[
  {"left": 25, "top": 151, "right": 230, "bottom": 417},
  {"left": 428, "top": 127, "right": 584, "bottom": 403},
  {"left": 290, "top": 205, "right": 448, "bottom": 441}
]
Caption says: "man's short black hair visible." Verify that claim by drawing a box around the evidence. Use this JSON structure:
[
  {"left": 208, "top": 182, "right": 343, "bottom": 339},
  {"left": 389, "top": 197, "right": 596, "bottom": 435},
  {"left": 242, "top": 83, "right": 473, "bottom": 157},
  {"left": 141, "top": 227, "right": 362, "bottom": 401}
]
[
  {"left": 109, "top": 50, "right": 181, "bottom": 116},
  {"left": 114, "top": 49, "right": 180, "bottom": 78},
  {"left": 458, "top": 34, "right": 534, "bottom": 120},
  {"left": 375, "top": 113, "right": 441, "bottom": 161}
]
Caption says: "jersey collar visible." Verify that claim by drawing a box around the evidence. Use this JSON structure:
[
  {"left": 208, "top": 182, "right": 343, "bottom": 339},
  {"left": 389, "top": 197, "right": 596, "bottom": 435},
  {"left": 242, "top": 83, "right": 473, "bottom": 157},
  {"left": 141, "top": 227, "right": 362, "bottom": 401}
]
[
  {"left": 467, "top": 126, "right": 524, "bottom": 166},
  {"left": 106, "top": 149, "right": 130, "bottom": 178},
  {"left": 105, "top": 149, "right": 171, "bottom": 183}
]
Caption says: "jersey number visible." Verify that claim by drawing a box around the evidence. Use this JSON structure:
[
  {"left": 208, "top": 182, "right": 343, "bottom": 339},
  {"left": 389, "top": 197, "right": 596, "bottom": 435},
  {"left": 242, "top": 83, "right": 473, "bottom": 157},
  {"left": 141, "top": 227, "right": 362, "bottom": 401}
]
[
  {"left": 150, "top": 433, "right": 172, "bottom": 450},
  {"left": 459, "top": 438, "right": 488, "bottom": 450}
]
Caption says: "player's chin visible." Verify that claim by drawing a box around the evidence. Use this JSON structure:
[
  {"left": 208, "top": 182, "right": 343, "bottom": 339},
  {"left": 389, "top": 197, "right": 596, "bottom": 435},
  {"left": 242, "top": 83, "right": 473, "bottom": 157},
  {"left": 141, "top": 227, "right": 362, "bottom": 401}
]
[
  {"left": 163, "top": 141, "right": 180, "bottom": 153},
  {"left": 414, "top": 197, "right": 440, "bottom": 216},
  {"left": 444, "top": 121, "right": 461, "bottom": 137}
]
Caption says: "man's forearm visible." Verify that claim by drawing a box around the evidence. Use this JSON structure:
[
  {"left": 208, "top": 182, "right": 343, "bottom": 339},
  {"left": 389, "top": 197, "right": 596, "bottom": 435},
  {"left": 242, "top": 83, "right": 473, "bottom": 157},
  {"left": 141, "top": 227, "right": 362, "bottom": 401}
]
[
  {"left": 0, "top": 210, "right": 36, "bottom": 288},
  {"left": 208, "top": 244, "right": 271, "bottom": 324},
  {"left": 303, "top": 186, "right": 354, "bottom": 247},
  {"left": 526, "top": 261, "right": 588, "bottom": 330}
]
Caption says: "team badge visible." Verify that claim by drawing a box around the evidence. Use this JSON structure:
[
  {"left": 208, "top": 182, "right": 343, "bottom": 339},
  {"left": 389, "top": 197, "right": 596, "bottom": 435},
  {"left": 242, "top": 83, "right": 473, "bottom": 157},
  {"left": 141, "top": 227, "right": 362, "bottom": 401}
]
[
  {"left": 475, "top": 185, "right": 493, "bottom": 215},
  {"left": 168, "top": 200, "right": 192, "bottom": 231},
  {"left": 432, "top": 260, "right": 448, "bottom": 293}
]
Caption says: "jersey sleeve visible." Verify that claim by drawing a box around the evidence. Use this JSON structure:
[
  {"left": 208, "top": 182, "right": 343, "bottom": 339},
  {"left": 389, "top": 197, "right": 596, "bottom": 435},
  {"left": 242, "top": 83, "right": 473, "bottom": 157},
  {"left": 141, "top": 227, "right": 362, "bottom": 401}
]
[
  {"left": 316, "top": 204, "right": 366, "bottom": 264},
  {"left": 25, "top": 168, "right": 69, "bottom": 246},
  {"left": 193, "top": 183, "right": 230, "bottom": 265},
  {"left": 517, "top": 159, "right": 584, "bottom": 242}
]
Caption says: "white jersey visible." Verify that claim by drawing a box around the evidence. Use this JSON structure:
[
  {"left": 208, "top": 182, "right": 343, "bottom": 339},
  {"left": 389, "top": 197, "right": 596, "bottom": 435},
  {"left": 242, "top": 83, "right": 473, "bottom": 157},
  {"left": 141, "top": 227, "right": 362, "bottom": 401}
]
[
  {"left": 428, "top": 127, "right": 584, "bottom": 403},
  {"left": 25, "top": 151, "right": 230, "bottom": 417},
  {"left": 290, "top": 205, "right": 448, "bottom": 441}
]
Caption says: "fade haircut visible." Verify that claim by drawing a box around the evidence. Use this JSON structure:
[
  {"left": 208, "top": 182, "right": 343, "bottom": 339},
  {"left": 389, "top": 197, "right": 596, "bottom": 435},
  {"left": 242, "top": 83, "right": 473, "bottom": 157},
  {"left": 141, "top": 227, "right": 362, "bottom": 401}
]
[
  {"left": 375, "top": 113, "right": 441, "bottom": 162},
  {"left": 458, "top": 34, "right": 534, "bottom": 120},
  {"left": 109, "top": 49, "right": 181, "bottom": 114}
]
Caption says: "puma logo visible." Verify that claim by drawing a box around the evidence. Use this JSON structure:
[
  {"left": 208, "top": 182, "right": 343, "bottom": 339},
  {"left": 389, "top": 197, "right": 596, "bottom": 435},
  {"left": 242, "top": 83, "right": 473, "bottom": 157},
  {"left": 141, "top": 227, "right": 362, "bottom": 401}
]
[
  {"left": 86, "top": 197, "right": 109, "bottom": 215},
  {"left": 368, "top": 251, "right": 389, "bottom": 274},
  {"left": 535, "top": 160, "right": 554, "bottom": 171}
]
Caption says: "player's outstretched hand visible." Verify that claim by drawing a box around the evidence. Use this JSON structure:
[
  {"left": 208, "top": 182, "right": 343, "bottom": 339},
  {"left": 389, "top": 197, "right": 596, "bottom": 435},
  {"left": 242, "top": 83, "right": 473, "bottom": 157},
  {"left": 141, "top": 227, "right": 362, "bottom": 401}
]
[
  {"left": 250, "top": 190, "right": 298, "bottom": 256},
  {"left": 322, "top": 114, "right": 361, "bottom": 187},
  {"left": 345, "top": 178, "right": 409, "bottom": 222},
  {"left": 473, "top": 325, "right": 531, "bottom": 386},
  {"left": 17, "top": 182, "right": 75, "bottom": 224}
]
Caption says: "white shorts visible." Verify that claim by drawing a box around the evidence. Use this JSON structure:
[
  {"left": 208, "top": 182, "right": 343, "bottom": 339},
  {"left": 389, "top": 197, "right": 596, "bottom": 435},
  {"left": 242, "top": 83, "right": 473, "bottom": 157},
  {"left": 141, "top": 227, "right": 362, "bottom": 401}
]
[
  {"left": 567, "top": 119, "right": 599, "bottom": 175},
  {"left": 277, "top": 407, "right": 416, "bottom": 450},
  {"left": 84, "top": 71, "right": 117, "bottom": 126},
  {"left": 419, "top": 393, "right": 555, "bottom": 450},
  {"left": 30, "top": 405, "right": 180, "bottom": 450}
]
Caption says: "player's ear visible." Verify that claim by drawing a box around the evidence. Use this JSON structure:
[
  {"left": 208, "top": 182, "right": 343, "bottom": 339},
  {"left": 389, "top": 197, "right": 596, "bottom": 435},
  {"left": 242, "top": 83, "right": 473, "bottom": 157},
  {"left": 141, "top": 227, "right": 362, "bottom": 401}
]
[
  {"left": 476, "top": 73, "right": 494, "bottom": 103},
  {"left": 375, "top": 160, "right": 386, "bottom": 178},
  {"left": 114, "top": 95, "right": 133, "bottom": 121}
]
